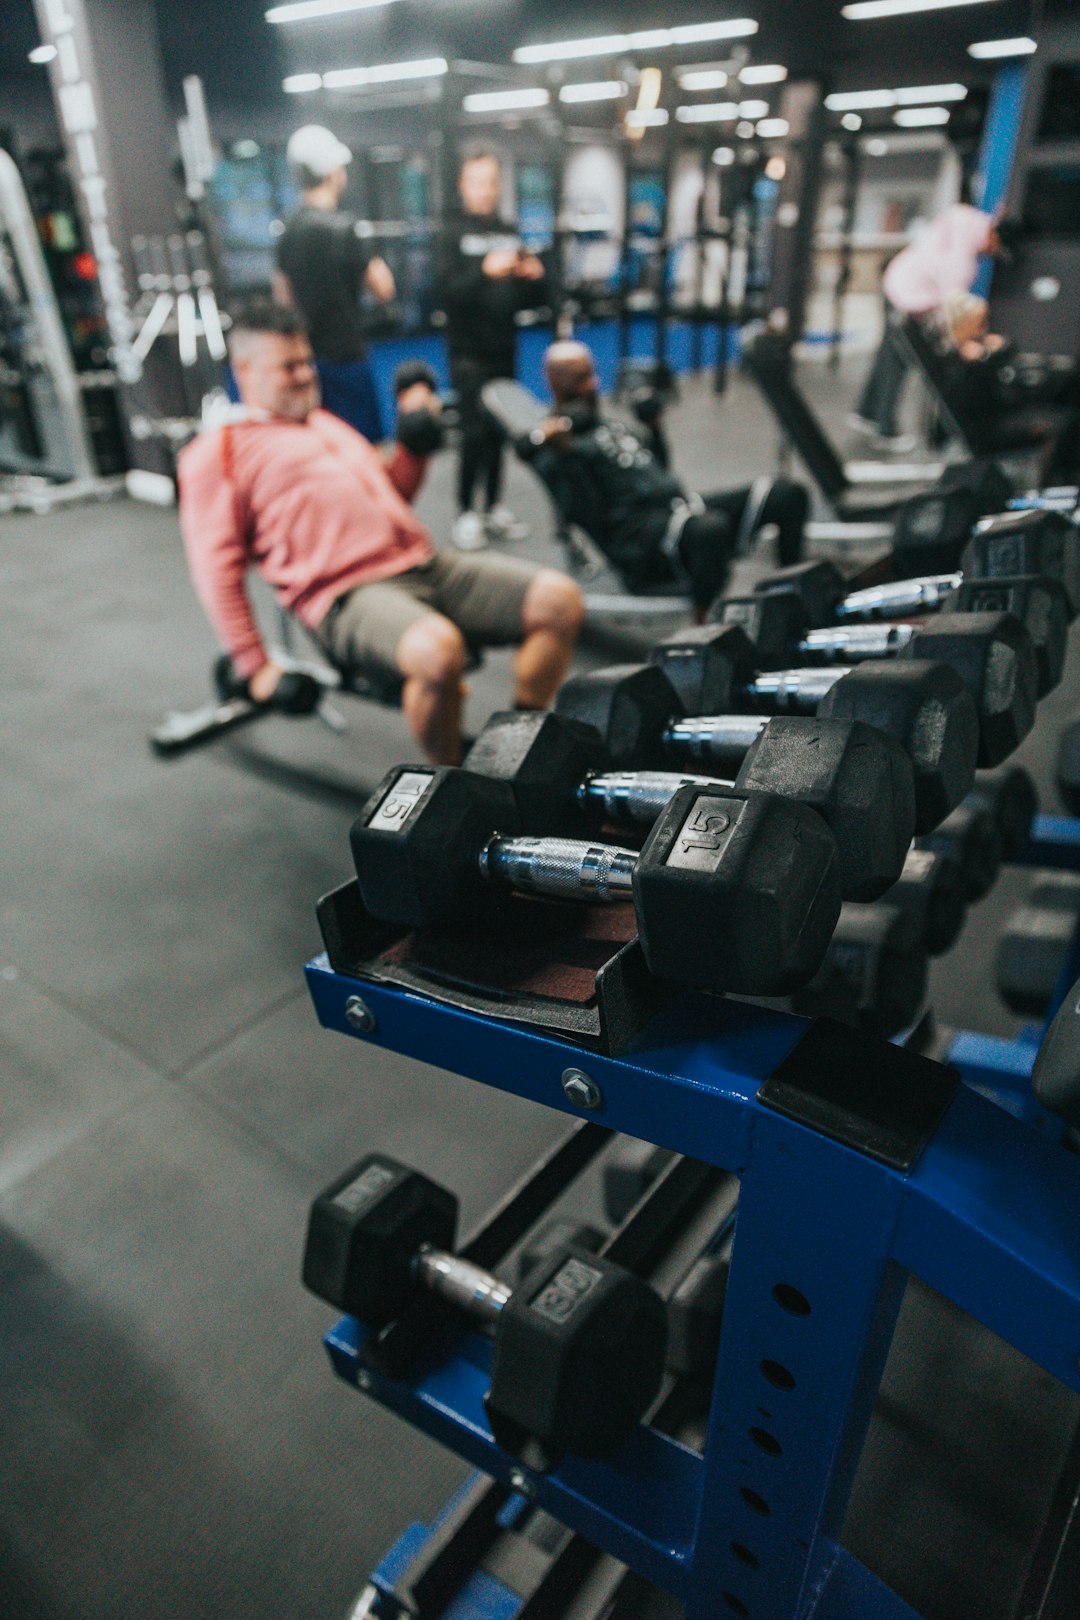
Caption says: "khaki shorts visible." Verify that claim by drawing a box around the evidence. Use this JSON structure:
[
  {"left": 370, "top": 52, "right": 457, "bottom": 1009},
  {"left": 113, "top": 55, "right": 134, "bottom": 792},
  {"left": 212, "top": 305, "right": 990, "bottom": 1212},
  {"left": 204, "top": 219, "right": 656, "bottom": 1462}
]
[{"left": 314, "top": 549, "right": 541, "bottom": 678}]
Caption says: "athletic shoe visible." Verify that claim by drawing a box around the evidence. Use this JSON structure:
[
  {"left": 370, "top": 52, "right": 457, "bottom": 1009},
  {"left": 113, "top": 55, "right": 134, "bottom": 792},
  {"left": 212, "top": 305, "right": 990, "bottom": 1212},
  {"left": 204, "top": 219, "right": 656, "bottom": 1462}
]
[
  {"left": 451, "top": 510, "right": 487, "bottom": 551},
  {"left": 484, "top": 503, "right": 530, "bottom": 542},
  {"left": 847, "top": 413, "right": 916, "bottom": 455}
]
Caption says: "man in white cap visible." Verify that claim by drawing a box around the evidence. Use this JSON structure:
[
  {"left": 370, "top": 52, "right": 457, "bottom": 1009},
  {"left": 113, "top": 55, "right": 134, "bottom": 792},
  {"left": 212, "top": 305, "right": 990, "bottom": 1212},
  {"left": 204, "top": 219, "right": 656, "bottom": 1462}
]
[{"left": 275, "top": 124, "right": 396, "bottom": 441}]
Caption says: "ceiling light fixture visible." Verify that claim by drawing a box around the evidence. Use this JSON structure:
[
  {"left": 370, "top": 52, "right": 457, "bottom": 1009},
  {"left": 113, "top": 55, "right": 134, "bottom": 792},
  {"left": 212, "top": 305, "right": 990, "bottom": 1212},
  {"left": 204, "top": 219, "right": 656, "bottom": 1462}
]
[
  {"left": 894, "top": 104, "right": 951, "bottom": 124},
  {"left": 713, "top": 145, "right": 735, "bottom": 164},
  {"left": 266, "top": 0, "right": 401, "bottom": 24},
  {"left": 736, "top": 119, "right": 755, "bottom": 137},
  {"left": 740, "top": 63, "right": 787, "bottom": 83},
  {"left": 28, "top": 43, "right": 58, "bottom": 63},
  {"left": 463, "top": 87, "right": 551, "bottom": 113},
  {"left": 756, "top": 117, "right": 790, "bottom": 137},
  {"left": 826, "top": 81, "right": 966, "bottom": 111},
  {"left": 283, "top": 72, "right": 322, "bottom": 92},
  {"left": 841, "top": 112, "right": 863, "bottom": 129},
  {"left": 626, "top": 107, "right": 670, "bottom": 127},
  {"left": 678, "top": 68, "right": 729, "bottom": 90},
  {"left": 765, "top": 154, "right": 786, "bottom": 179},
  {"left": 676, "top": 101, "right": 739, "bottom": 122},
  {"left": 323, "top": 57, "right": 448, "bottom": 89},
  {"left": 514, "top": 19, "right": 758, "bottom": 65},
  {"left": 559, "top": 80, "right": 627, "bottom": 102},
  {"left": 895, "top": 81, "right": 967, "bottom": 102},
  {"left": 825, "top": 88, "right": 896, "bottom": 109},
  {"left": 866, "top": 137, "right": 889, "bottom": 155},
  {"left": 842, "top": 0, "right": 1000, "bottom": 18},
  {"left": 738, "top": 98, "right": 769, "bottom": 117},
  {"left": 967, "top": 35, "right": 1037, "bottom": 56}
]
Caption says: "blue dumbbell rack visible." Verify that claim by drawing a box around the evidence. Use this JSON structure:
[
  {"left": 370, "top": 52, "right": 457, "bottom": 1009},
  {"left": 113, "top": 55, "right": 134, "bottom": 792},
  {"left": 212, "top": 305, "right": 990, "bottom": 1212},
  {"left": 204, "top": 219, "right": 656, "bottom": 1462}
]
[{"left": 305, "top": 816, "right": 1080, "bottom": 1620}]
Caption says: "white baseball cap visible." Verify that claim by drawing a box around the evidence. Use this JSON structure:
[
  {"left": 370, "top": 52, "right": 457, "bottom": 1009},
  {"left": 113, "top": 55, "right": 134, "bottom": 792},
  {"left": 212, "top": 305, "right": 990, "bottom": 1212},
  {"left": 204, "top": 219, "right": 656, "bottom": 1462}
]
[{"left": 287, "top": 124, "right": 352, "bottom": 179}]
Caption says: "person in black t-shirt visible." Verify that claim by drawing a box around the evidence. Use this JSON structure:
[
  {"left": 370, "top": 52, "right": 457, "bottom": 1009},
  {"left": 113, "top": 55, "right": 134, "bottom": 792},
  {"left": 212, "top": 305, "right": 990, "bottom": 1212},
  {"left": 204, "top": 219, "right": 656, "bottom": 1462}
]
[
  {"left": 518, "top": 341, "right": 808, "bottom": 610},
  {"left": 439, "top": 149, "right": 549, "bottom": 550},
  {"left": 275, "top": 125, "right": 396, "bottom": 442}
]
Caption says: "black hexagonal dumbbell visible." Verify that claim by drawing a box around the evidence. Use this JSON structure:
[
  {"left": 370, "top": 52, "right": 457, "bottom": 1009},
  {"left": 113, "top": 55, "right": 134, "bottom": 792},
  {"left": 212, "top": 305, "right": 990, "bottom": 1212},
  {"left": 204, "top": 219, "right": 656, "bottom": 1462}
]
[
  {"left": 657, "top": 608, "right": 1034, "bottom": 772},
  {"left": 962, "top": 509, "right": 1080, "bottom": 618},
  {"left": 556, "top": 645, "right": 977, "bottom": 835},
  {"left": 879, "top": 846, "right": 967, "bottom": 958},
  {"left": 724, "top": 567, "right": 1068, "bottom": 700},
  {"left": 302, "top": 1154, "right": 667, "bottom": 1468},
  {"left": 463, "top": 707, "right": 914, "bottom": 901},
  {"left": 792, "top": 902, "right": 928, "bottom": 1038},
  {"left": 351, "top": 765, "right": 842, "bottom": 997},
  {"left": 964, "top": 764, "right": 1037, "bottom": 861},
  {"left": 915, "top": 794, "right": 1003, "bottom": 904}
]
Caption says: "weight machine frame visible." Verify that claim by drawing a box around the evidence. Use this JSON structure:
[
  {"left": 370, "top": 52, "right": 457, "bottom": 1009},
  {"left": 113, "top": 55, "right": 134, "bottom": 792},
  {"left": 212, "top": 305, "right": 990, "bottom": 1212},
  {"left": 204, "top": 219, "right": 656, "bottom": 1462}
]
[{"left": 303, "top": 815, "right": 1080, "bottom": 1619}]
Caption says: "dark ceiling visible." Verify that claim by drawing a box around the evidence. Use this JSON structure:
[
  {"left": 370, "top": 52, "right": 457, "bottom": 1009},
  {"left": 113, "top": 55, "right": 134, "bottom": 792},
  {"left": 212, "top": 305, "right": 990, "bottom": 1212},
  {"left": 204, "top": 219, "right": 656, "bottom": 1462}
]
[{"left": 3, "top": 0, "right": 1049, "bottom": 113}]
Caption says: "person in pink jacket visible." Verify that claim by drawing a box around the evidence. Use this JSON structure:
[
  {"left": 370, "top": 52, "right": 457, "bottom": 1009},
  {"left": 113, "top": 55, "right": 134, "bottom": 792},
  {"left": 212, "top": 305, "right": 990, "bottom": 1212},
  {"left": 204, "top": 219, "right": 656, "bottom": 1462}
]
[
  {"left": 851, "top": 205, "right": 1004, "bottom": 447},
  {"left": 177, "top": 302, "right": 584, "bottom": 765}
]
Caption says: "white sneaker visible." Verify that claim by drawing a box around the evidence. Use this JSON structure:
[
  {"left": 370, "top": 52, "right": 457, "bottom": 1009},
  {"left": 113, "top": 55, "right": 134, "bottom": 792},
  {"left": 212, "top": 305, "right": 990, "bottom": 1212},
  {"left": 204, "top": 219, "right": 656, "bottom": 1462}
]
[
  {"left": 847, "top": 413, "right": 916, "bottom": 455},
  {"left": 484, "top": 503, "right": 529, "bottom": 542},
  {"left": 451, "top": 510, "right": 487, "bottom": 551}
]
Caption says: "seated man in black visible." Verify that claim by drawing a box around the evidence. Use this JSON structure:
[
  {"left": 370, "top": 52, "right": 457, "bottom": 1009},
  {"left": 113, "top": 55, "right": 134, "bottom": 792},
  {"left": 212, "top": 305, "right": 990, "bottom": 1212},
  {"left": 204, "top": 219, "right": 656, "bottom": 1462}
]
[{"left": 517, "top": 341, "right": 809, "bottom": 610}]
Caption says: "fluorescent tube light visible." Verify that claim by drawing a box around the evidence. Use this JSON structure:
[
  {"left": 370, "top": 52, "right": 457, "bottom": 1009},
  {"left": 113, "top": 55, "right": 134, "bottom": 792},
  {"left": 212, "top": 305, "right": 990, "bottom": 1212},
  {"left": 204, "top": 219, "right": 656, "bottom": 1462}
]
[
  {"left": 740, "top": 63, "right": 787, "bottom": 83},
  {"left": 559, "top": 80, "right": 627, "bottom": 102},
  {"left": 267, "top": 0, "right": 401, "bottom": 23},
  {"left": 678, "top": 69, "right": 729, "bottom": 90},
  {"left": 738, "top": 98, "right": 769, "bottom": 117},
  {"left": 843, "top": 0, "right": 1000, "bottom": 18},
  {"left": 514, "top": 19, "right": 757, "bottom": 65},
  {"left": 841, "top": 112, "right": 863, "bottom": 129},
  {"left": 323, "top": 57, "right": 447, "bottom": 89},
  {"left": 29, "top": 43, "right": 58, "bottom": 63},
  {"left": 894, "top": 105, "right": 951, "bottom": 124},
  {"left": 626, "top": 108, "right": 670, "bottom": 127},
  {"left": 968, "top": 35, "right": 1036, "bottom": 56},
  {"left": 713, "top": 145, "right": 735, "bottom": 164},
  {"left": 670, "top": 20, "right": 759, "bottom": 42},
  {"left": 283, "top": 72, "right": 322, "bottom": 92},
  {"left": 825, "top": 89, "right": 897, "bottom": 109},
  {"left": 676, "top": 101, "right": 739, "bottom": 122},
  {"left": 756, "top": 117, "right": 790, "bottom": 137},
  {"left": 894, "top": 81, "right": 967, "bottom": 102},
  {"left": 463, "top": 87, "right": 551, "bottom": 113}
]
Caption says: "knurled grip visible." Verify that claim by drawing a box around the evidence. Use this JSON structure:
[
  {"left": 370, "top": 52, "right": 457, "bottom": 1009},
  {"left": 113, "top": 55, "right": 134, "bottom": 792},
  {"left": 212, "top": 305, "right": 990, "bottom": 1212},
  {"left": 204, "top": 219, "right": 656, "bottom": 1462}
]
[
  {"left": 838, "top": 574, "right": 961, "bottom": 620},
  {"left": 798, "top": 624, "right": 915, "bottom": 662},
  {"left": 664, "top": 714, "right": 766, "bottom": 760},
  {"left": 482, "top": 836, "right": 637, "bottom": 901},
  {"left": 745, "top": 668, "right": 846, "bottom": 709},
  {"left": 580, "top": 771, "right": 728, "bottom": 825}
]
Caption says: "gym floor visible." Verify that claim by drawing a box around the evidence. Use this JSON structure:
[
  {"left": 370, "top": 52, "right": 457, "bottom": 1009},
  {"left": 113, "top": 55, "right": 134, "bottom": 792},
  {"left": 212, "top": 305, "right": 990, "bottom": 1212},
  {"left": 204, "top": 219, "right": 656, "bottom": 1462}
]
[{"left": 1, "top": 355, "right": 1075, "bottom": 1620}]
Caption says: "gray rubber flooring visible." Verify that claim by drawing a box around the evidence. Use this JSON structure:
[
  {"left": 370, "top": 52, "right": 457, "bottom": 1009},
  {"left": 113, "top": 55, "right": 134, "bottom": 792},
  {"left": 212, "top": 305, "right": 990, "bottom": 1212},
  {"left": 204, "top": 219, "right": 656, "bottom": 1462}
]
[{"left": 0, "top": 357, "right": 1074, "bottom": 1619}]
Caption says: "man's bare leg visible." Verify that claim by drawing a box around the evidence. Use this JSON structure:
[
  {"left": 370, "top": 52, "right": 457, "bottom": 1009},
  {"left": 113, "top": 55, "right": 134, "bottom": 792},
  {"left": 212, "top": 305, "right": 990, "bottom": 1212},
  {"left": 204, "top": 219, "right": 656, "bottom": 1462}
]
[
  {"left": 513, "top": 570, "right": 585, "bottom": 710},
  {"left": 396, "top": 613, "right": 468, "bottom": 764}
]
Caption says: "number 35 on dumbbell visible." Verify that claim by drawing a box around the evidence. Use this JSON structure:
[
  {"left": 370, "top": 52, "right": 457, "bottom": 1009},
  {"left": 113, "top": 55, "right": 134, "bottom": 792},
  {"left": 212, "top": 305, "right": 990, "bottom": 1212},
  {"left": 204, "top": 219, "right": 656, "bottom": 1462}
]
[{"left": 303, "top": 1154, "right": 667, "bottom": 1469}]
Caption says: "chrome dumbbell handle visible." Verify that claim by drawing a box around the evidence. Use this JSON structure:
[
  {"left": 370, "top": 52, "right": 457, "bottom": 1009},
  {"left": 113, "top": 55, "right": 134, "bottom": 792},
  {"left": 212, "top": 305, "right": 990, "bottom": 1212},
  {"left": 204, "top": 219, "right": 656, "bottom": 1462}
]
[
  {"left": 836, "top": 574, "right": 961, "bottom": 620},
  {"left": 742, "top": 668, "right": 846, "bottom": 711},
  {"left": 414, "top": 1246, "right": 512, "bottom": 1325},
  {"left": 796, "top": 623, "right": 916, "bottom": 663},
  {"left": 480, "top": 836, "right": 637, "bottom": 902},
  {"left": 662, "top": 713, "right": 766, "bottom": 763},
  {"left": 579, "top": 770, "right": 727, "bottom": 825}
]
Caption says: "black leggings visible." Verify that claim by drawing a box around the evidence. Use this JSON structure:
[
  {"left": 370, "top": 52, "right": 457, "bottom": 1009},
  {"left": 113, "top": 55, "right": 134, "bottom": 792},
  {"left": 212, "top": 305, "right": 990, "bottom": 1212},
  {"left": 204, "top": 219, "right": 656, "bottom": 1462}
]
[
  {"left": 676, "top": 510, "right": 736, "bottom": 610},
  {"left": 702, "top": 479, "right": 809, "bottom": 567},
  {"left": 452, "top": 359, "right": 506, "bottom": 513}
]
